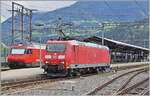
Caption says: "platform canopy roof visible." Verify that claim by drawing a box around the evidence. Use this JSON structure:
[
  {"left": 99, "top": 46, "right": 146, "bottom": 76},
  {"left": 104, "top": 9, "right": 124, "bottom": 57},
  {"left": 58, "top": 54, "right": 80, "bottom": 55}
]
[{"left": 81, "top": 36, "right": 149, "bottom": 53}]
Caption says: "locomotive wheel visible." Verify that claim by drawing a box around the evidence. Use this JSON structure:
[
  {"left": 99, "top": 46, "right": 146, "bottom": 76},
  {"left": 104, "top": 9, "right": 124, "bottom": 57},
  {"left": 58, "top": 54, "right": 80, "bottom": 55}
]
[
  {"left": 71, "top": 69, "right": 80, "bottom": 76},
  {"left": 67, "top": 72, "right": 73, "bottom": 77},
  {"left": 75, "top": 71, "right": 81, "bottom": 76},
  {"left": 67, "top": 69, "right": 74, "bottom": 77},
  {"left": 8, "top": 64, "right": 17, "bottom": 69},
  {"left": 104, "top": 66, "right": 111, "bottom": 72},
  {"left": 96, "top": 68, "right": 101, "bottom": 74}
]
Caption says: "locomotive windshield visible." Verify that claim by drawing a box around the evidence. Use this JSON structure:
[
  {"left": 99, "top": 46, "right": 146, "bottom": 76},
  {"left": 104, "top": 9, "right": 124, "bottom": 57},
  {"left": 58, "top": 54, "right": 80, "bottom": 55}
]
[
  {"left": 46, "top": 44, "right": 66, "bottom": 52},
  {"left": 11, "top": 48, "right": 25, "bottom": 54}
]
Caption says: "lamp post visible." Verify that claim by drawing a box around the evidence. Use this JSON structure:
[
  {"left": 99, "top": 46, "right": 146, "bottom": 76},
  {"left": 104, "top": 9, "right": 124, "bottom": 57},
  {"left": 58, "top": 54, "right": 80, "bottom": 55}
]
[
  {"left": 102, "top": 23, "right": 104, "bottom": 45},
  {"left": 34, "top": 23, "right": 44, "bottom": 68},
  {"left": 39, "top": 36, "right": 42, "bottom": 68},
  {"left": 99, "top": 23, "right": 105, "bottom": 45}
]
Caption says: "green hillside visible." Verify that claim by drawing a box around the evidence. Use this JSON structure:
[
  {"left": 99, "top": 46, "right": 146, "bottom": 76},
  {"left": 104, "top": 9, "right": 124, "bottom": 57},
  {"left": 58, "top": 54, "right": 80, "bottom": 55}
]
[{"left": 104, "top": 18, "right": 149, "bottom": 48}]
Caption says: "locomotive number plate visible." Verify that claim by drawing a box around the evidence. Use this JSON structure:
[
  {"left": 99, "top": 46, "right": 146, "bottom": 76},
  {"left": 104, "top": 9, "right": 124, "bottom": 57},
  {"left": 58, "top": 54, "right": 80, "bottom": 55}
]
[{"left": 52, "top": 55, "right": 57, "bottom": 58}]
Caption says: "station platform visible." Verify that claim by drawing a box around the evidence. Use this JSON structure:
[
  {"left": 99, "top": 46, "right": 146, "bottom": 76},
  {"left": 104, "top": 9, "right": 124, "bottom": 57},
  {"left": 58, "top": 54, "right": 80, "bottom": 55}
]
[
  {"left": 1, "top": 67, "right": 9, "bottom": 71},
  {"left": 111, "top": 62, "right": 149, "bottom": 67},
  {"left": 1, "top": 67, "right": 44, "bottom": 82},
  {"left": 1, "top": 62, "right": 149, "bottom": 82}
]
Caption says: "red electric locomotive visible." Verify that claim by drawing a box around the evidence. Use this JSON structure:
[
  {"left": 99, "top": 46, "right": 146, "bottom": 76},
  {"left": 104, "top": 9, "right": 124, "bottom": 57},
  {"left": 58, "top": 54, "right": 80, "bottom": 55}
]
[
  {"left": 42, "top": 40, "right": 110, "bottom": 76},
  {"left": 7, "top": 43, "right": 46, "bottom": 69}
]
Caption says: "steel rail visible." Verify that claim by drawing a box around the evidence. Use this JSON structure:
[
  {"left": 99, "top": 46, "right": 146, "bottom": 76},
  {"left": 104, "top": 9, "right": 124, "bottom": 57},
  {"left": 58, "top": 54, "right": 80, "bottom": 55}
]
[
  {"left": 139, "top": 88, "right": 149, "bottom": 96},
  {"left": 84, "top": 67, "right": 148, "bottom": 95},
  {"left": 112, "top": 69, "right": 148, "bottom": 96},
  {"left": 117, "top": 77, "right": 149, "bottom": 95}
]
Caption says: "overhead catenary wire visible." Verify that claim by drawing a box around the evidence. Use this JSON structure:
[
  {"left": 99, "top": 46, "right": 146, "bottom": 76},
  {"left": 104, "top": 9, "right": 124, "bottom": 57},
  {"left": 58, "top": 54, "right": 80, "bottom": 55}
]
[
  {"left": 104, "top": 0, "right": 122, "bottom": 21},
  {"left": 134, "top": 0, "right": 149, "bottom": 17}
]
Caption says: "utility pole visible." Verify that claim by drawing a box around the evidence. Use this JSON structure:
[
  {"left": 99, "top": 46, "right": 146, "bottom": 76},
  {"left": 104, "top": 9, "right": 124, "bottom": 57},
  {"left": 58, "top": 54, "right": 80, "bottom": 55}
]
[
  {"left": 29, "top": 10, "right": 32, "bottom": 42},
  {"left": 102, "top": 23, "right": 105, "bottom": 45},
  {"left": 21, "top": 6, "right": 24, "bottom": 41},
  {"left": 12, "top": 2, "right": 14, "bottom": 44}
]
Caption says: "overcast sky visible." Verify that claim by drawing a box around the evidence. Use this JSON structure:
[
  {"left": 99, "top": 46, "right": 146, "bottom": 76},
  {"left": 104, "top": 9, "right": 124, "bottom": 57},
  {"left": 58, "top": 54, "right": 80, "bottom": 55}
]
[{"left": 1, "top": 1, "right": 77, "bottom": 22}]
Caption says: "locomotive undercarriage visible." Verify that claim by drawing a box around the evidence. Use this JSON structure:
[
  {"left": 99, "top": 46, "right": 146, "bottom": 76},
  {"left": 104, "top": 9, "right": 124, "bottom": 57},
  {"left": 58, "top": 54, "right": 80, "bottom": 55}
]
[
  {"left": 8, "top": 62, "right": 39, "bottom": 69},
  {"left": 42, "top": 64, "right": 68, "bottom": 76},
  {"left": 43, "top": 64, "right": 110, "bottom": 77},
  {"left": 68, "top": 66, "right": 111, "bottom": 76},
  {"left": 8, "top": 62, "right": 26, "bottom": 69}
]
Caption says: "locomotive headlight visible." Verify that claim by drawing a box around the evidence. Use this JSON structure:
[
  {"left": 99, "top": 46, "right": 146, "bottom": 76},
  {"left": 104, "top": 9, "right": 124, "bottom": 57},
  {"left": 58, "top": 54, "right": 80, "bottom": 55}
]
[
  {"left": 45, "top": 55, "right": 51, "bottom": 59},
  {"left": 61, "top": 61, "right": 64, "bottom": 64},
  {"left": 45, "top": 61, "right": 49, "bottom": 64},
  {"left": 58, "top": 55, "right": 65, "bottom": 59}
]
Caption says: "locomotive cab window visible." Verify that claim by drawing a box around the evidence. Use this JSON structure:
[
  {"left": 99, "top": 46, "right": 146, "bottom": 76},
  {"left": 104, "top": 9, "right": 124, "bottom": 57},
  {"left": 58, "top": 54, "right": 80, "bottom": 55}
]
[
  {"left": 11, "top": 48, "right": 25, "bottom": 54},
  {"left": 46, "top": 44, "right": 66, "bottom": 52}
]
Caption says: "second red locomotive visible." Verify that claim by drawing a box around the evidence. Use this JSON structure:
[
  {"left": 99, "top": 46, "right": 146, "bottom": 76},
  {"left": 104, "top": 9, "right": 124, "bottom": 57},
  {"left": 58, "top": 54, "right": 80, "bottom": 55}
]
[
  {"left": 42, "top": 40, "right": 110, "bottom": 76},
  {"left": 7, "top": 43, "right": 46, "bottom": 69}
]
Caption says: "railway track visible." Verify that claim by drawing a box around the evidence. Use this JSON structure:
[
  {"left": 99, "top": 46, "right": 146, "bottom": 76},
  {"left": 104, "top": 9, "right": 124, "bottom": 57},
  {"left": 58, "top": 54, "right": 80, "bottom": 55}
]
[
  {"left": 2, "top": 65, "right": 148, "bottom": 95},
  {"left": 2, "top": 64, "right": 145, "bottom": 89},
  {"left": 2, "top": 76, "right": 74, "bottom": 95},
  {"left": 84, "top": 66, "right": 148, "bottom": 95},
  {"left": 1, "top": 72, "right": 101, "bottom": 95}
]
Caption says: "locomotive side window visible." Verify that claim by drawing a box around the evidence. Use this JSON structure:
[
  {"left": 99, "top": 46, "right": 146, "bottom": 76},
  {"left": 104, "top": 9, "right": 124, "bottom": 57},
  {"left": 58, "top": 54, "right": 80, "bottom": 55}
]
[
  {"left": 26, "top": 49, "right": 32, "bottom": 54},
  {"left": 46, "top": 44, "right": 66, "bottom": 52}
]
